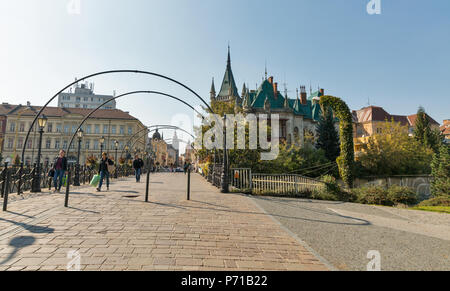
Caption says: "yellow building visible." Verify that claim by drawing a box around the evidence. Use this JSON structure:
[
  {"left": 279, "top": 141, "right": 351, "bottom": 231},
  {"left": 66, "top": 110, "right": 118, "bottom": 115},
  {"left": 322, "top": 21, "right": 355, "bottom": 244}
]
[
  {"left": 0, "top": 103, "right": 147, "bottom": 166},
  {"left": 150, "top": 130, "right": 168, "bottom": 167},
  {"left": 352, "top": 106, "right": 440, "bottom": 156}
]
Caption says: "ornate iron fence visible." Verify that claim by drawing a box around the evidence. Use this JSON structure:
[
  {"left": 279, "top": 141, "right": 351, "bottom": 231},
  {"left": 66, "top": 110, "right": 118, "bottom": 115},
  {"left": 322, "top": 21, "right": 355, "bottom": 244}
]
[{"left": 0, "top": 162, "right": 135, "bottom": 198}]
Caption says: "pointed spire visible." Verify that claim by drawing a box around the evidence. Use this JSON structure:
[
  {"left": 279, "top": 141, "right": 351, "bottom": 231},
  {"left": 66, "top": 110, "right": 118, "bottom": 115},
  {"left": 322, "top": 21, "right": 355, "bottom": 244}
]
[
  {"left": 217, "top": 45, "right": 239, "bottom": 100},
  {"left": 264, "top": 61, "right": 268, "bottom": 80},
  {"left": 227, "top": 44, "right": 231, "bottom": 67},
  {"left": 241, "top": 83, "right": 247, "bottom": 97},
  {"left": 210, "top": 77, "right": 216, "bottom": 93}
]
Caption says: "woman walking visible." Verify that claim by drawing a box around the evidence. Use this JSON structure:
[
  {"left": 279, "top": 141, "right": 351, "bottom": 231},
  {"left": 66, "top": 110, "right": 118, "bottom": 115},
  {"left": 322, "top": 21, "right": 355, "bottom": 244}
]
[
  {"left": 53, "top": 150, "right": 67, "bottom": 193},
  {"left": 97, "top": 152, "right": 114, "bottom": 192}
]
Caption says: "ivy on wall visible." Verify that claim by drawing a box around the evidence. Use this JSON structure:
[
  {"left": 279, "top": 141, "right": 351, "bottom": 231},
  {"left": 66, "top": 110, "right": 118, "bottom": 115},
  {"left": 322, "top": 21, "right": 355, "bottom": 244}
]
[{"left": 320, "top": 96, "right": 355, "bottom": 188}]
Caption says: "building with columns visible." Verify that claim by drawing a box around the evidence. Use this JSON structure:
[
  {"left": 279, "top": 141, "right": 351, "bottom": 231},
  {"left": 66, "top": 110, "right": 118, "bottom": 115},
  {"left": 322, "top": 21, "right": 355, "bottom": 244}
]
[
  {"left": 210, "top": 47, "right": 325, "bottom": 147},
  {"left": 0, "top": 103, "right": 146, "bottom": 166}
]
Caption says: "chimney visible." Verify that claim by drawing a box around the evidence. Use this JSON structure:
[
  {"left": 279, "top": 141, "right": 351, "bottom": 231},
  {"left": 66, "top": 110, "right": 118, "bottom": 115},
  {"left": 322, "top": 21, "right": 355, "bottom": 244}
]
[
  {"left": 319, "top": 88, "right": 325, "bottom": 96},
  {"left": 268, "top": 76, "right": 273, "bottom": 84},
  {"left": 273, "top": 82, "right": 278, "bottom": 99},
  {"left": 300, "top": 86, "right": 307, "bottom": 105}
]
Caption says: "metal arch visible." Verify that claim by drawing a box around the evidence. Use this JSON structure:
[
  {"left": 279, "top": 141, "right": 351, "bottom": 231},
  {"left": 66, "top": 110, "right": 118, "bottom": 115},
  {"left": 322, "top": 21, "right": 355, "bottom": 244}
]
[
  {"left": 64, "top": 90, "right": 205, "bottom": 159},
  {"left": 21, "top": 70, "right": 214, "bottom": 162},
  {"left": 120, "top": 125, "right": 195, "bottom": 158}
]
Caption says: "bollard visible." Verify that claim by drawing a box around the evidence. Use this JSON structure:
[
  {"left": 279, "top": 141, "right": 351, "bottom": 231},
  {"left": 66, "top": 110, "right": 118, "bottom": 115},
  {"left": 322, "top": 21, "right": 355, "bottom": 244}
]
[
  {"left": 145, "top": 168, "right": 150, "bottom": 202},
  {"left": 64, "top": 167, "right": 71, "bottom": 207},
  {"left": 2, "top": 163, "right": 10, "bottom": 211},
  {"left": 187, "top": 167, "right": 191, "bottom": 201}
]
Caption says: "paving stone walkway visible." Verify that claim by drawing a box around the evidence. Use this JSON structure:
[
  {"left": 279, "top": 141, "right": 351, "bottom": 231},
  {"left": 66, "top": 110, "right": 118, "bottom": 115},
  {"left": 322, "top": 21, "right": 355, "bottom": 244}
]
[{"left": 0, "top": 173, "right": 329, "bottom": 271}]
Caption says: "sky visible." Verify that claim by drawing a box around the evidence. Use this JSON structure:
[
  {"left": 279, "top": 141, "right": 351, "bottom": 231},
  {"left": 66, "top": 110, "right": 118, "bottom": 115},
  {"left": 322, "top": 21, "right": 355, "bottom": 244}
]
[{"left": 1, "top": 0, "right": 449, "bottom": 145}]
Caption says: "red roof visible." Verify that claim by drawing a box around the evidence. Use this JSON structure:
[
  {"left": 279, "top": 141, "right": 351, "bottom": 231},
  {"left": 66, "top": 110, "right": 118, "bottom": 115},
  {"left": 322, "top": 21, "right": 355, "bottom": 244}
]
[
  {"left": 0, "top": 104, "right": 138, "bottom": 120},
  {"left": 407, "top": 114, "right": 440, "bottom": 127}
]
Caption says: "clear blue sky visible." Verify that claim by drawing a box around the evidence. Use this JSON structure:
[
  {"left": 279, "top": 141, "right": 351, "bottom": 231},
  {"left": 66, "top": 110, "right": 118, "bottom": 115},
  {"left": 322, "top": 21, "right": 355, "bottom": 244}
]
[{"left": 1, "top": 0, "right": 449, "bottom": 142}]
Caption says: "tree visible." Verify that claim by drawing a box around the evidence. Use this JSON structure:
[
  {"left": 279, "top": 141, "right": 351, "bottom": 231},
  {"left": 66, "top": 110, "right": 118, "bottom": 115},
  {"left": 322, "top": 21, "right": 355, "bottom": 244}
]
[
  {"left": 358, "top": 120, "right": 434, "bottom": 176},
  {"left": 414, "top": 107, "right": 443, "bottom": 153},
  {"left": 316, "top": 108, "right": 340, "bottom": 162},
  {"left": 320, "top": 96, "right": 355, "bottom": 188},
  {"left": 430, "top": 144, "right": 450, "bottom": 197}
]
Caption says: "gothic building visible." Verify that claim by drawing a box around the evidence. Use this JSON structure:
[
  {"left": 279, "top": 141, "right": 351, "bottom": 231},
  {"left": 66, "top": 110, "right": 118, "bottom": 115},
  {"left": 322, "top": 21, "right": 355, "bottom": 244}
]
[{"left": 210, "top": 48, "right": 325, "bottom": 146}]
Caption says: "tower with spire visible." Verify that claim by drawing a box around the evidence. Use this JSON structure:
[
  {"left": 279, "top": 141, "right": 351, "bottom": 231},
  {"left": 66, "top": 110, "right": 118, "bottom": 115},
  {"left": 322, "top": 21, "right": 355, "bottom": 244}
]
[{"left": 212, "top": 46, "right": 241, "bottom": 104}]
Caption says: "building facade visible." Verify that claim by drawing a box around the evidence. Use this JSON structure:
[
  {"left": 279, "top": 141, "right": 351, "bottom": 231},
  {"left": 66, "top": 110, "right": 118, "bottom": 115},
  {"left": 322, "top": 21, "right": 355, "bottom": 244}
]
[
  {"left": 210, "top": 48, "right": 324, "bottom": 147},
  {"left": 352, "top": 106, "right": 440, "bottom": 155},
  {"left": 441, "top": 120, "right": 450, "bottom": 144},
  {"left": 58, "top": 81, "right": 116, "bottom": 110},
  {"left": 0, "top": 103, "right": 146, "bottom": 166}
]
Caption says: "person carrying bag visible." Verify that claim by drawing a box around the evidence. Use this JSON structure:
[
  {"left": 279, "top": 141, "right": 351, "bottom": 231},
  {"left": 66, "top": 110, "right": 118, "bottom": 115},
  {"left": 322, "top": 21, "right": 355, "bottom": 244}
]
[{"left": 96, "top": 152, "right": 114, "bottom": 192}]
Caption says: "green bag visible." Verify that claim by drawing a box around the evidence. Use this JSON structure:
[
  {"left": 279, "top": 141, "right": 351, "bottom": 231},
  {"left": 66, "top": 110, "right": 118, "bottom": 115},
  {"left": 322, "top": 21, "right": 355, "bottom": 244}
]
[
  {"left": 62, "top": 175, "right": 68, "bottom": 187},
  {"left": 90, "top": 174, "right": 100, "bottom": 187}
]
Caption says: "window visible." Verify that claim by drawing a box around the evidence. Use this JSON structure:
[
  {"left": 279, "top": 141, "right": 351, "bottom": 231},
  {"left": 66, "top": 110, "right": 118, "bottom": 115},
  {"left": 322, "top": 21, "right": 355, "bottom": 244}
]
[
  {"left": 47, "top": 123, "right": 53, "bottom": 133},
  {"left": 63, "top": 140, "right": 68, "bottom": 149},
  {"left": 72, "top": 125, "right": 77, "bottom": 134},
  {"left": 111, "top": 125, "right": 116, "bottom": 134},
  {"left": 85, "top": 125, "right": 91, "bottom": 134},
  {"left": 94, "top": 125, "right": 100, "bottom": 134},
  {"left": 128, "top": 126, "right": 132, "bottom": 135},
  {"left": 83, "top": 105, "right": 88, "bottom": 108},
  {"left": 94, "top": 140, "right": 99, "bottom": 150},
  {"left": 19, "top": 123, "right": 25, "bottom": 132},
  {"left": 18, "top": 138, "right": 23, "bottom": 149},
  {"left": 55, "top": 140, "right": 60, "bottom": 149},
  {"left": 75, "top": 104, "right": 80, "bottom": 108},
  {"left": 46, "top": 139, "right": 51, "bottom": 149},
  {"left": 64, "top": 125, "right": 69, "bottom": 134},
  {"left": 85, "top": 140, "right": 90, "bottom": 150},
  {"left": 119, "top": 141, "right": 124, "bottom": 149},
  {"left": 120, "top": 126, "right": 125, "bottom": 135},
  {"left": 9, "top": 122, "right": 15, "bottom": 132},
  {"left": 76, "top": 97, "right": 81, "bottom": 102},
  {"left": 27, "top": 139, "right": 32, "bottom": 149},
  {"left": 7, "top": 138, "right": 13, "bottom": 148},
  {"left": 84, "top": 97, "right": 88, "bottom": 102},
  {"left": 103, "top": 125, "right": 109, "bottom": 134},
  {"left": 56, "top": 124, "right": 62, "bottom": 133}
]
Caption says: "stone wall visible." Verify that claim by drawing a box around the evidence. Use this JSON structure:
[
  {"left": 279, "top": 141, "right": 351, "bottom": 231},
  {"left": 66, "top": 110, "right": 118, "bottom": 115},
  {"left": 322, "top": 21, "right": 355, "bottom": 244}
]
[{"left": 353, "top": 176, "right": 432, "bottom": 201}]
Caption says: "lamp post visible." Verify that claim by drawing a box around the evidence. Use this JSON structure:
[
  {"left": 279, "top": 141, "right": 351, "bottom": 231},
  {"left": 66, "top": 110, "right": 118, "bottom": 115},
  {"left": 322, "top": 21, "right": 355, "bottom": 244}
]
[
  {"left": 73, "top": 128, "right": 83, "bottom": 186},
  {"left": 114, "top": 140, "right": 119, "bottom": 178},
  {"left": 221, "top": 114, "right": 229, "bottom": 193},
  {"left": 31, "top": 115, "right": 47, "bottom": 193},
  {"left": 124, "top": 145, "right": 129, "bottom": 176},
  {"left": 99, "top": 136, "right": 105, "bottom": 158}
]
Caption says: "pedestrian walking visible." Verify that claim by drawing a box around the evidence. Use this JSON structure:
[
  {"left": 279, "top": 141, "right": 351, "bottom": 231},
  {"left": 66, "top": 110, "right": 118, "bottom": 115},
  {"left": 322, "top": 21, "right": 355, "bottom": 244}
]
[
  {"left": 52, "top": 150, "right": 68, "bottom": 193},
  {"left": 133, "top": 155, "right": 144, "bottom": 182},
  {"left": 97, "top": 152, "right": 114, "bottom": 192}
]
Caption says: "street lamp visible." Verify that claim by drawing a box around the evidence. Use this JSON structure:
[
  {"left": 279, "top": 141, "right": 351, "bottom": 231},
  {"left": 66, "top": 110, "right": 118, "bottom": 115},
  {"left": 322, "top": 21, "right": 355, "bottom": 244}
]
[
  {"left": 114, "top": 140, "right": 119, "bottom": 178},
  {"left": 31, "top": 114, "right": 47, "bottom": 193},
  {"left": 99, "top": 136, "right": 105, "bottom": 158},
  {"left": 221, "top": 114, "right": 229, "bottom": 193},
  {"left": 73, "top": 128, "right": 83, "bottom": 186}
]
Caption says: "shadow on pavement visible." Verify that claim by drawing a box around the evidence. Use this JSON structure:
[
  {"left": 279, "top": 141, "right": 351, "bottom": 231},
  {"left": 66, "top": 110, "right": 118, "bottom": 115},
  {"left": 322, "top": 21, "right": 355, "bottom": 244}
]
[{"left": 0, "top": 236, "right": 36, "bottom": 266}]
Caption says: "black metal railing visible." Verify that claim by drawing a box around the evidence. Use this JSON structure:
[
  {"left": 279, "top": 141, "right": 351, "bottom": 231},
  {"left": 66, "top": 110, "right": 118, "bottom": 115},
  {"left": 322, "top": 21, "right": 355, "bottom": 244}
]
[{"left": 0, "top": 162, "right": 135, "bottom": 198}]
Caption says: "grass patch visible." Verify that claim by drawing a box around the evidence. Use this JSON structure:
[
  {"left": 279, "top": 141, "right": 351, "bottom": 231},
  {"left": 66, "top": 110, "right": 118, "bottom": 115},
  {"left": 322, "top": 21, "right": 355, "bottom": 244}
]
[{"left": 409, "top": 206, "right": 450, "bottom": 214}]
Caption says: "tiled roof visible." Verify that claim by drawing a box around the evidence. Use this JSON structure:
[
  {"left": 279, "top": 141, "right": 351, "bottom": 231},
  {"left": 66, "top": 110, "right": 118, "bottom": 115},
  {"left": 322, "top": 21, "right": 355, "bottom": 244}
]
[
  {"left": 407, "top": 114, "right": 440, "bottom": 127},
  {"left": 0, "top": 104, "right": 139, "bottom": 120}
]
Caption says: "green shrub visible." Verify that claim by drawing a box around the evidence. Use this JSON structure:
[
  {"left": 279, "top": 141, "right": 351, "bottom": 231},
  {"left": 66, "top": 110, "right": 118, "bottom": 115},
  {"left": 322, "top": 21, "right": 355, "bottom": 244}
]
[
  {"left": 387, "top": 186, "right": 418, "bottom": 206},
  {"left": 418, "top": 196, "right": 450, "bottom": 207},
  {"left": 355, "top": 186, "right": 391, "bottom": 206},
  {"left": 311, "top": 175, "right": 341, "bottom": 201}
]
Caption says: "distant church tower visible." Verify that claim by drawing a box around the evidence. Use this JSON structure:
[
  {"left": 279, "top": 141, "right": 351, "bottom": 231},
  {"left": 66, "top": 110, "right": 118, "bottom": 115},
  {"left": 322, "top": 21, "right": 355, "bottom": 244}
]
[{"left": 211, "top": 46, "right": 241, "bottom": 104}]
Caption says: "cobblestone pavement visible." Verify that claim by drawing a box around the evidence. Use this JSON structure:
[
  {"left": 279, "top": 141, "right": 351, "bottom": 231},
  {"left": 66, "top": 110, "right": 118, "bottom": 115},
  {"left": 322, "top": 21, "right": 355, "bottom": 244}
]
[{"left": 0, "top": 174, "right": 330, "bottom": 271}]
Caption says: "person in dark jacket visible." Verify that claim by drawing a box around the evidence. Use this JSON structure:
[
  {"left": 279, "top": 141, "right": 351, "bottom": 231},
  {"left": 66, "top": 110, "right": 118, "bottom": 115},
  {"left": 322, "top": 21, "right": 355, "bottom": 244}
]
[
  {"left": 53, "top": 150, "right": 68, "bottom": 193},
  {"left": 97, "top": 152, "right": 114, "bottom": 192},
  {"left": 133, "top": 155, "right": 144, "bottom": 182}
]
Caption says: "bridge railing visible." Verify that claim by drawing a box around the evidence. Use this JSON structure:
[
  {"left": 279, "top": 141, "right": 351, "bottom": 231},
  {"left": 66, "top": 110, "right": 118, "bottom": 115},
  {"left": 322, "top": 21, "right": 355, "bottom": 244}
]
[{"left": 201, "top": 165, "right": 325, "bottom": 196}]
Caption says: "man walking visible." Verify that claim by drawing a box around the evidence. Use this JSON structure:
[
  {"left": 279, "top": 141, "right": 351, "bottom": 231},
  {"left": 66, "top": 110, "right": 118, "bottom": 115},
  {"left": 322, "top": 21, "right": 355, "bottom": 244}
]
[
  {"left": 97, "top": 152, "right": 114, "bottom": 192},
  {"left": 133, "top": 155, "right": 144, "bottom": 182},
  {"left": 53, "top": 150, "right": 67, "bottom": 193}
]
